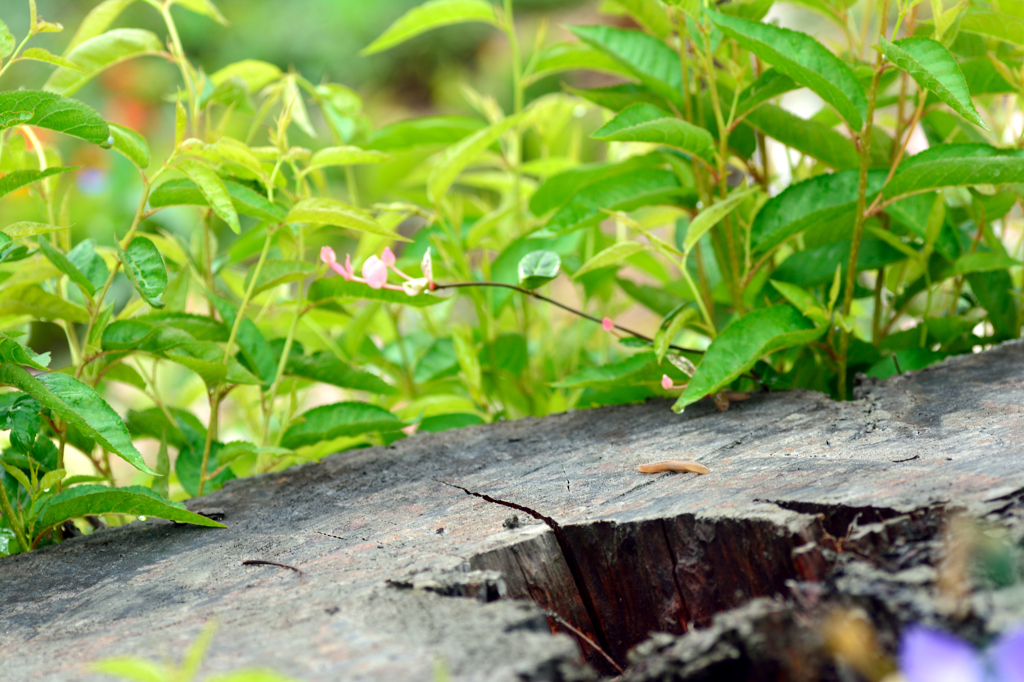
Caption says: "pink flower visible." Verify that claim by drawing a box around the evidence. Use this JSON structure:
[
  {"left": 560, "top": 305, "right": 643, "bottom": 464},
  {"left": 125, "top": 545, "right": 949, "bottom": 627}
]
[
  {"left": 320, "top": 246, "right": 436, "bottom": 296},
  {"left": 661, "top": 374, "right": 688, "bottom": 391},
  {"left": 602, "top": 317, "right": 614, "bottom": 333},
  {"left": 320, "top": 246, "right": 336, "bottom": 265},
  {"left": 362, "top": 255, "right": 388, "bottom": 289},
  {"left": 321, "top": 246, "right": 351, "bottom": 280}
]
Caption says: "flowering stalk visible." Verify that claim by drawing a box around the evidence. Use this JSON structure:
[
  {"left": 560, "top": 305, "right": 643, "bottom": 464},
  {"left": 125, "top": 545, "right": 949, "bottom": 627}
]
[{"left": 320, "top": 247, "right": 705, "bottom": 356}]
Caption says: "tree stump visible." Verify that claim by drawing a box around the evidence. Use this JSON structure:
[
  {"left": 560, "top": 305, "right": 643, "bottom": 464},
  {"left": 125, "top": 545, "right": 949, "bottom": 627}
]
[{"left": 2, "top": 341, "right": 1023, "bottom": 681}]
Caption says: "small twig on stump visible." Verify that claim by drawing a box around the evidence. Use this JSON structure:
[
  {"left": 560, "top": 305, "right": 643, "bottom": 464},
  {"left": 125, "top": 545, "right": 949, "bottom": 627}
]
[
  {"left": 544, "top": 609, "right": 623, "bottom": 674},
  {"left": 241, "top": 559, "right": 305, "bottom": 576}
]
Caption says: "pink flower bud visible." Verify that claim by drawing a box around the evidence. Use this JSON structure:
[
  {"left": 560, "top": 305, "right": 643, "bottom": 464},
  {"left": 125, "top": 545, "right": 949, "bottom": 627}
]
[
  {"left": 362, "top": 255, "right": 388, "bottom": 289},
  {"left": 381, "top": 247, "right": 396, "bottom": 268},
  {"left": 322, "top": 246, "right": 352, "bottom": 279},
  {"left": 662, "top": 374, "right": 674, "bottom": 391},
  {"left": 602, "top": 317, "right": 614, "bottom": 333}
]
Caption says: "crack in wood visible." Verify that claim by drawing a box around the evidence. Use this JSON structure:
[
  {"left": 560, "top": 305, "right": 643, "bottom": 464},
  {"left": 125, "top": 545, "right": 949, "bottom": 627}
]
[{"left": 436, "top": 479, "right": 619, "bottom": 669}]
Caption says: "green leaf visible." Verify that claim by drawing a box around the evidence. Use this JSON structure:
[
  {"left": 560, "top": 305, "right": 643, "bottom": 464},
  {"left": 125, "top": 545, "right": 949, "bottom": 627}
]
[
  {"left": 673, "top": 306, "right": 826, "bottom": 412},
  {"left": 365, "top": 116, "right": 485, "bottom": 151},
  {"left": 0, "top": 19, "right": 15, "bottom": 59},
  {"left": 736, "top": 69, "right": 799, "bottom": 115},
  {"left": 554, "top": 352, "right": 665, "bottom": 389},
  {"left": 149, "top": 178, "right": 286, "bottom": 223},
  {"left": 36, "top": 484, "right": 225, "bottom": 531},
  {"left": 0, "top": 167, "right": 77, "bottom": 200},
  {"left": 751, "top": 169, "right": 887, "bottom": 254},
  {"left": 0, "top": 333, "right": 50, "bottom": 369},
  {"left": 945, "top": 251, "right": 1022, "bottom": 276},
  {"left": 1, "top": 222, "right": 67, "bottom": 239},
  {"left": 286, "top": 352, "right": 397, "bottom": 395},
  {"left": 308, "top": 146, "right": 390, "bottom": 169},
  {"left": 91, "top": 657, "right": 167, "bottom": 682},
  {"left": 958, "top": 57, "right": 1016, "bottom": 95},
  {"left": 654, "top": 304, "right": 695, "bottom": 364},
  {"left": 967, "top": 270, "right": 1020, "bottom": 339},
  {"left": 0, "top": 91, "right": 110, "bottom": 147},
  {"left": 685, "top": 187, "right": 758, "bottom": 253},
  {"left": 103, "top": 363, "right": 146, "bottom": 389},
  {"left": 286, "top": 197, "right": 406, "bottom": 239},
  {"left": 118, "top": 236, "right": 167, "bottom": 308},
  {"left": 280, "top": 402, "right": 403, "bottom": 449},
  {"left": 126, "top": 406, "right": 205, "bottom": 451},
  {"left": 545, "top": 168, "right": 689, "bottom": 233},
  {"left": 530, "top": 153, "right": 667, "bottom": 216},
  {"left": 591, "top": 104, "right": 714, "bottom": 161},
  {"left": 573, "top": 242, "right": 644, "bottom": 279},
  {"left": 568, "top": 83, "right": 672, "bottom": 112},
  {"left": 708, "top": 11, "right": 867, "bottom": 129},
  {"left": 525, "top": 42, "right": 635, "bottom": 84},
  {"left": 172, "top": 0, "right": 228, "bottom": 25},
  {"left": 960, "top": 10, "right": 1024, "bottom": 48},
  {"left": 0, "top": 364, "right": 154, "bottom": 474},
  {"left": 772, "top": 239, "right": 906, "bottom": 286},
  {"left": 0, "top": 285, "right": 90, "bottom": 322},
  {"left": 134, "top": 312, "right": 228, "bottom": 341},
  {"left": 209, "top": 59, "right": 282, "bottom": 92},
  {"left": 207, "top": 294, "right": 276, "bottom": 386},
  {"left": 569, "top": 25, "right": 683, "bottom": 107},
  {"left": 308, "top": 278, "right": 443, "bottom": 307},
  {"left": 17, "top": 48, "right": 88, "bottom": 72},
  {"left": 606, "top": 0, "right": 673, "bottom": 38},
  {"left": 518, "top": 250, "right": 562, "bottom": 289},
  {"left": 174, "top": 160, "right": 240, "bottom": 233},
  {"left": 879, "top": 37, "right": 986, "bottom": 129},
  {"left": 108, "top": 122, "right": 149, "bottom": 168},
  {"left": 418, "top": 413, "right": 486, "bottom": 433},
  {"left": 362, "top": 0, "right": 499, "bottom": 55},
  {"left": 427, "top": 111, "right": 525, "bottom": 203},
  {"left": 884, "top": 144, "right": 1024, "bottom": 198},
  {"left": 36, "top": 237, "right": 98, "bottom": 296},
  {"left": 64, "top": 0, "right": 138, "bottom": 54},
  {"left": 244, "top": 260, "right": 315, "bottom": 296},
  {"left": 101, "top": 321, "right": 258, "bottom": 388},
  {"left": 769, "top": 279, "right": 827, "bottom": 321},
  {"left": 743, "top": 102, "right": 859, "bottom": 170},
  {"left": 43, "top": 29, "right": 163, "bottom": 96}
]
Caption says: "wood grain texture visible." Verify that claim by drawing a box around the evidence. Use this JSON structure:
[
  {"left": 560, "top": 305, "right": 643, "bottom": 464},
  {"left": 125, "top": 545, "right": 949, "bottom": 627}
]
[{"left": 1, "top": 341, "right": 1022, "bottom": 680}]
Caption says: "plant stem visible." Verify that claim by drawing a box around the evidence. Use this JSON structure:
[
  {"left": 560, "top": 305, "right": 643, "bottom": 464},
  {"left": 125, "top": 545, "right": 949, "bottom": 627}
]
[
  {"left": 344, "top": 166, "right": 360, "bottom": 207},
  {"left": 161, "top": 2, "right": 198, "bottom": 135},
  {"left": 260, "top": 231, "right": 307, "bottom": 449},
  {"left": 504, "top": 0, "right": 525, "bottom": 233},
  {"left": 434, "top": 281, "right": 705, "bottom": 354},
  {"left": 197, "top": 390, "right": 220, "bottom": 496},
  {"left": 838, "top": 0, "right": 890, "bottom": 400},
  {"left": 222, "top": 227, "right": 275, "bottom": 364},
  {"left": 0, "top": 475, "right": 29, "bottom": 553},
  {"left": 700, "top": 24, "right": 745, "bottom": 314},
  {"left": 76, "top": 176, "right": 155, "bottom": 379}
]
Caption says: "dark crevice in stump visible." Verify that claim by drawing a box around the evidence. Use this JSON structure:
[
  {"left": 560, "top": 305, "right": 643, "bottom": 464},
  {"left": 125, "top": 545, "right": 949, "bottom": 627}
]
[{"left": 471, "top": 503, "right": 839, "bottom": 672}]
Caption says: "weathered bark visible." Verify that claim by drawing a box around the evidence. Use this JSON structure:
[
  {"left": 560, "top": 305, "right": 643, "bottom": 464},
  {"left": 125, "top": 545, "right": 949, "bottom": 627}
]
[{"left": 2, "top": 341, "right": 1023, "bottom": 681}]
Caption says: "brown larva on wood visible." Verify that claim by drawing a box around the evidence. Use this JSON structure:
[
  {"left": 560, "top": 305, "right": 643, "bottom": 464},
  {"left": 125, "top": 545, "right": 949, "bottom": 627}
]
[{"left": 638, "top": 460, "right": 711, "bottom": 475}]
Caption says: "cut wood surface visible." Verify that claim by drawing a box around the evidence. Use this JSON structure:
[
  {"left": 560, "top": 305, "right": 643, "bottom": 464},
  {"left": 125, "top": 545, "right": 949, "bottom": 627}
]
[{"left": 2, "top": 341, "right": 1023, "bottom": 681}]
